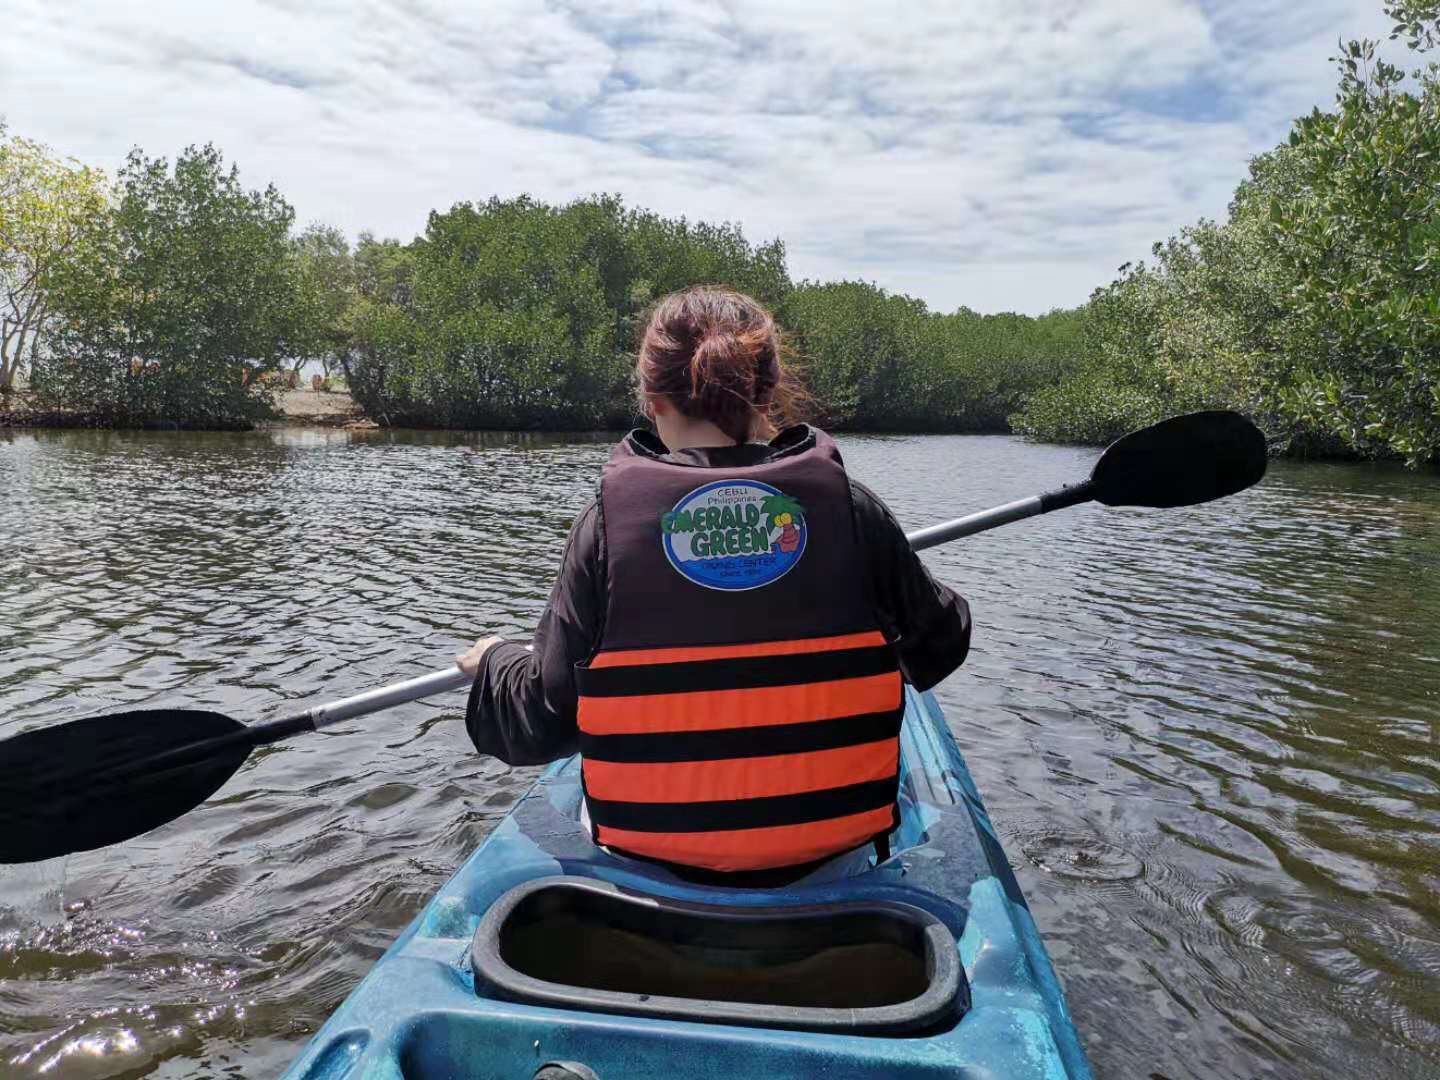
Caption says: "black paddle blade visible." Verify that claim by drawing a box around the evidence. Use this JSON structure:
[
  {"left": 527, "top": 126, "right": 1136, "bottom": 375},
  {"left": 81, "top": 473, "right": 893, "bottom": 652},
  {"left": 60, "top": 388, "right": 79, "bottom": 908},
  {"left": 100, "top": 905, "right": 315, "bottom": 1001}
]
[
  {"left": 0, "top": 709, "right": 252, "bottom": 863},
  {"left": 1091, "top": 410, "right": 1268, "bottom": 508}
]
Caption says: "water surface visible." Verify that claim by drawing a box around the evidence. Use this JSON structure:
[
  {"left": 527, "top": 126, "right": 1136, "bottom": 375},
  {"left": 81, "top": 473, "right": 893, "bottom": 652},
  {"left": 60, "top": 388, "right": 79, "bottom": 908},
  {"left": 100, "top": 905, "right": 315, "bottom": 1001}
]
[{"left": 1, "top": 427, "right": 1436, "bottom": 1078}]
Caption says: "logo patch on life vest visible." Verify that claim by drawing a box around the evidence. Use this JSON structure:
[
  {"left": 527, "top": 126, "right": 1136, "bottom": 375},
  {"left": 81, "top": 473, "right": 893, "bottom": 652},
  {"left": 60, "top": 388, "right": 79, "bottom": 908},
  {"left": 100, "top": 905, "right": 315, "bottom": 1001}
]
[{"left": 661, "top": 480, "right": 806, "bottom": 591}]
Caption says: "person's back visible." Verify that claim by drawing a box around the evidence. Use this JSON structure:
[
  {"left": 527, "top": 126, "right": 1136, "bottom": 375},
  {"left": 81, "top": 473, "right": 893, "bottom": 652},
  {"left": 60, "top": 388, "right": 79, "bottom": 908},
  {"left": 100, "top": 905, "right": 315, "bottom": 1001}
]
[{"left": 460, "top": 286, "right": 970, "bottom": 873}]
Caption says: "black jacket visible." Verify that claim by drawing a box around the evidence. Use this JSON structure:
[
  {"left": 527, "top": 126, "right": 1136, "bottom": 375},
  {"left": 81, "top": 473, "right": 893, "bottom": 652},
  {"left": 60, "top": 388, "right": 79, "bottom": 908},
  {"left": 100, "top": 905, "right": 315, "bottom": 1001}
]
[{"left": 466, "top": 427, "right": 971, "bottom": 765}]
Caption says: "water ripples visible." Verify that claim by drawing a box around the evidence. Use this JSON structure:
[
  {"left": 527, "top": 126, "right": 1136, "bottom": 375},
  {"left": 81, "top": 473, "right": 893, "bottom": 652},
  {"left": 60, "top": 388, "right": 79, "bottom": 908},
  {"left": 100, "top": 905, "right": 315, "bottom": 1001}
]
[{"left": 1, "top": 426, "right": 1437, "bottom": 1078}]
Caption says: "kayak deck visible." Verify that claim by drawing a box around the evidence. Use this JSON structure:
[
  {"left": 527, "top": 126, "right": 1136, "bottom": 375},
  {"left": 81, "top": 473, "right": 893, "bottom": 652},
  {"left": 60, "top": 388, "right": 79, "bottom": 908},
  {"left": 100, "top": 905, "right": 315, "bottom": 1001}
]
[{"left": 282, "top": 688, "right": 1092, "bottom": 1079}]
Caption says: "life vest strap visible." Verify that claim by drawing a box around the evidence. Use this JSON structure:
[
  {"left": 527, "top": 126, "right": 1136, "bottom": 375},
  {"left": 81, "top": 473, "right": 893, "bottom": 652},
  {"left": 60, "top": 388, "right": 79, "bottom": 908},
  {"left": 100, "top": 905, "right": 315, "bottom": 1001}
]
[
  {"left": 575, "top": 643, "right": 896, "bottom": 698},
  {"left": 586, "top": 630, "right": 889, "bottom": 670},
  {"left": 577, "top": 674, "right": 901, "bottom": 737},
  {"left": 586, "top": 777, "right": 898, "bottom": 834},
  {"left": 580, "top": 708, "right": 901, "bottom": 764},
  {"left": 595, "top": 806, "right": 898, "bottom": 873}
]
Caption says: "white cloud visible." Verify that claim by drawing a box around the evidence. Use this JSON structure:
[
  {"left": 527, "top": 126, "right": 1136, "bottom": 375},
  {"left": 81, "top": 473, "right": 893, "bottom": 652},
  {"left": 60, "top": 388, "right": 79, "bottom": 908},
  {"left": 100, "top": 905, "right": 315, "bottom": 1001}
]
[{"left": 0, "top": 0, "right": 1397, "bottom": 313}]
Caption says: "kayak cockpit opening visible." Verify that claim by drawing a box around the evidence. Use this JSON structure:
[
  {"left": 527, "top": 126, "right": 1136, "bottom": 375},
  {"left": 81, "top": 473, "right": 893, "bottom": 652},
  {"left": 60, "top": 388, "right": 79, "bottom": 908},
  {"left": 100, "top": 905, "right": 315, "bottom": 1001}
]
[{"left": 470, "top": 876, "right": 967, "bottom": 1036}]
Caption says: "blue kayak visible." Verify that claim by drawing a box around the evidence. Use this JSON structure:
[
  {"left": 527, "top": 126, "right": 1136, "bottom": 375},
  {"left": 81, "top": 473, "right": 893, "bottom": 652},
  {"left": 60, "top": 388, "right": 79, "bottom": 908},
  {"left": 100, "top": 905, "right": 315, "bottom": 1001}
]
[{"left": 281, "top": 687, "right": 1092, "bottom": 1079}]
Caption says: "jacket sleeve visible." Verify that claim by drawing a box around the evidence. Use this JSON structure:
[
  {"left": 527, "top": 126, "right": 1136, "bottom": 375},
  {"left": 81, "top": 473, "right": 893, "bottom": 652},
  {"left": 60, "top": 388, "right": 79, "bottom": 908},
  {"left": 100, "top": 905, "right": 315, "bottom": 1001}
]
[
  {"left": 851, "top": 479, "right": 971, "bottom": 691},
  {"left": 464, "top": 501, "right": 604, "bottom": 765}
]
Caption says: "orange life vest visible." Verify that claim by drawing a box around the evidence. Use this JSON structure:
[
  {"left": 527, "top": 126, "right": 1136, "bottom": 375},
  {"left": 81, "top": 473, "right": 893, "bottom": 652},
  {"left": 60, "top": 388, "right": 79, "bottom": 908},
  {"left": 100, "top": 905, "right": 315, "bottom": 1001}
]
[{"left": 575, "top": 428, "right": 903, "bottom": 872}]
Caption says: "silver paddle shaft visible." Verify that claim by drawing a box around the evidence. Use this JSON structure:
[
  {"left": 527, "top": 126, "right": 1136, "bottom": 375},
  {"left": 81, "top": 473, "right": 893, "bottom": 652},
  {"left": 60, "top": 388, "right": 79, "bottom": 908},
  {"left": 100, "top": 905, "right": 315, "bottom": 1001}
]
[
  {"left": 308, "top": 495, "right": 1064, "bottom": 725},
  {"left": 305, "top": 644, "right": 534, "bottom": 730},
  {"left": 308, "top": 667, "right": 472, "bottom": 730},
  {"left": 904, "top": 496, "right": 1045, "bottom": 551}
]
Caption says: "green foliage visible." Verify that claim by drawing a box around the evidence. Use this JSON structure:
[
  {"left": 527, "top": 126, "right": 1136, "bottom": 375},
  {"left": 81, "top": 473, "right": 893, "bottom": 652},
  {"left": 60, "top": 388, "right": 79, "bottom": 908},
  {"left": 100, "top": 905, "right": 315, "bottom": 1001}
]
[
  {"left": 292, "top": 223, "right": 355, "bottom": 379},
  {"left": 336, "top": 196, "right": 1082, "bottom": 433},
  {"left": 622, "top": 208, "right": 791, "bottom": 334},
  {"left": 33, "top": 145, "right": 305, "bottom": 427},
  {"left": 0, "top": 128, "right": 108, "bottom": 394},
  {"left": 1012, "top": 269, "right": 1173, "bottom": 446},
  {"left": 781, "top": 282, "right": 929, "bottom": 428},
  {"left": 342, "top": 195, "right": 797, "bottom": 429},
  {"left": 1262, "top": 3, "right": 1440, "bottom": 464},
  {"left": 1388, "top": 0, "right": 1440, "bottom": 49},
  {"left": 1016, "top": 0, "right": 1440, "bottom": 465},
  {"left": 781, "top": 281, "right": 1084, "bottom": 432},
  {"left": 342, "top": 233, "right": 420, "bottom": 420},
  {"left": 934, "top": 305, "right": 1088, "bottom": 430},
  {"left": 1014, "top": 207, "right": 1290, "bottom": 446}
]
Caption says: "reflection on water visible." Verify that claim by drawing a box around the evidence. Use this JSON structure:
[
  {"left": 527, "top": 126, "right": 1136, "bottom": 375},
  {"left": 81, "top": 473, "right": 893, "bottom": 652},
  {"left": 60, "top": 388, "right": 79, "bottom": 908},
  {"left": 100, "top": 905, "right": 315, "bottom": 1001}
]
[{"left": 1, "top": 426, "right": 1437, "bottom": 1078}]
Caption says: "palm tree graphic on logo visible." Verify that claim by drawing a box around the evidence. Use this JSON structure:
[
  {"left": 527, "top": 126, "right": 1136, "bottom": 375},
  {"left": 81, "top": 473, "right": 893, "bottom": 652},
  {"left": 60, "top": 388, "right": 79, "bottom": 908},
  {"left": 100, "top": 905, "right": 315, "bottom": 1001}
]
[{"left": 760, "top": 494, "right": 805, "bottom": 554}]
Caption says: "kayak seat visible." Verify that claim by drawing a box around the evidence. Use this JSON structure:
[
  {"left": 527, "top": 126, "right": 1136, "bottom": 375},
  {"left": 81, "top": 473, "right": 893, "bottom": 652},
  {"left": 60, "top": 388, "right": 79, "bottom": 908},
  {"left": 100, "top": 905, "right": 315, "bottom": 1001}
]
[{"left": 470, "top": 875, "right": 967, "bottom": 1036}]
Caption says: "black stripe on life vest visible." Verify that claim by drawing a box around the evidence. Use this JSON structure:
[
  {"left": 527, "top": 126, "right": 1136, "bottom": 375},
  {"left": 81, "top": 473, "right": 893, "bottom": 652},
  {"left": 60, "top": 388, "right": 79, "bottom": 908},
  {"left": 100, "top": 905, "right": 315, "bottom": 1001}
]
[
  {"left": 575, "top": 645, "right": 898, "bottom": 698},
  {"left": 585, "top": 777, "right": 899, "bottom": 834},
  {"left": 579, "top": 708, "right": 902, "bottom": 764}
]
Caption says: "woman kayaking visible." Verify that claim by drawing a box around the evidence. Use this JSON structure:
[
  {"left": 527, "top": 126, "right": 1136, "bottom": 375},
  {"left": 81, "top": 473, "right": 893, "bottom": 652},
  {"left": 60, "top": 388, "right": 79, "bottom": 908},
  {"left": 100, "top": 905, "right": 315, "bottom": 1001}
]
[{"left": 457, "top": 285, "right": 971, "bottom": 872}]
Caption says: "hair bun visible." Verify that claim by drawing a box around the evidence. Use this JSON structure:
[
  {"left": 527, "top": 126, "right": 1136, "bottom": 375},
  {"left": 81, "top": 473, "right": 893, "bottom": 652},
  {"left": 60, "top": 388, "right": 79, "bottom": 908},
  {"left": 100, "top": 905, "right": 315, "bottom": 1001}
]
[
  {"left": 690, "top": 329, "right": 750, "bottom": 391},
  {"left": 637, "top": 286, "right": 807, "bottom": 443}
]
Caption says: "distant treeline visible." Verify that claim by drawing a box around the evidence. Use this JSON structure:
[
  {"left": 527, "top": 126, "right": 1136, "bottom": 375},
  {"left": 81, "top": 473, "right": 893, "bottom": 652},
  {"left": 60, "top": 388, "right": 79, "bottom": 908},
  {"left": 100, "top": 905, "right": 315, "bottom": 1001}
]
[
  {"left": 336, "top": 200, "right": 1086, "bottom": 432},
  {"left": 2, "top": 0, "right": 1435, "bottom": 461},
  {"left": 0, "top": 126, "right": 1082, "bottom": 434}
]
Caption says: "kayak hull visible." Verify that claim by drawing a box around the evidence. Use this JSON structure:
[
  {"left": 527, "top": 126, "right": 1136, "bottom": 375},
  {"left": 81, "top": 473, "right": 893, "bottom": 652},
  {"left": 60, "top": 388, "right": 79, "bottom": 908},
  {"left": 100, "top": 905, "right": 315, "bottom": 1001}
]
[{"left": 282, "top": 688, "right": 1093, "bottom": 1079}]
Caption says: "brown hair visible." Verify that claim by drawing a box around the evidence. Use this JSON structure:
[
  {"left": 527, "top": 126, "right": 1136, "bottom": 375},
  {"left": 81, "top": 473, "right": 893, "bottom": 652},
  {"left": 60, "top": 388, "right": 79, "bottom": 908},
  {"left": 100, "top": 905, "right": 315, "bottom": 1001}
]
[{"left": 636, "top": 286, "right": 808, "bottom": 444}]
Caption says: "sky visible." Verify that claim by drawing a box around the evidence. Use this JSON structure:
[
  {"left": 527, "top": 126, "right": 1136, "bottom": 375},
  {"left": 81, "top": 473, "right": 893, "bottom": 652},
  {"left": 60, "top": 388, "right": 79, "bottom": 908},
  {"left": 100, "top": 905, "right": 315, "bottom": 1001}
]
[{"left": 0, "top": 0, "right": 1395, "bottom": 315}]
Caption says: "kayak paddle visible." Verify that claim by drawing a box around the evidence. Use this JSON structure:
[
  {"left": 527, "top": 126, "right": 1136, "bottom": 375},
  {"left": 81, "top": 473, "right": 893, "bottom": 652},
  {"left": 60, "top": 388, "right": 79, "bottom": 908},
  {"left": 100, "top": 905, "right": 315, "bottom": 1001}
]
[
  {"left": 0, "top": 409, "right": 1266, "bottom": 864},
  {"left": 0, "top": 668, "right": 471, "bottom": 864},
  {"left": 907, "top": 409, "right": 1267, "bottom": 550}
]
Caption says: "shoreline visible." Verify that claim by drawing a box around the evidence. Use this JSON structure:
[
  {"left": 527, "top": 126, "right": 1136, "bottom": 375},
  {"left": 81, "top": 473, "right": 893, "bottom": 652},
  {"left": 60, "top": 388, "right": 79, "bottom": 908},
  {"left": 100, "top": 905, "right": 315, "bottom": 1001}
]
[
  {"left": 0, "top": 387, "right": 377, "bottom": 431},
  {"left": 269, "top": 388, "right": 375, "bottom": 428},
  {"left": 2, "top": 391, "right": 1435, "bottom": 468}
]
